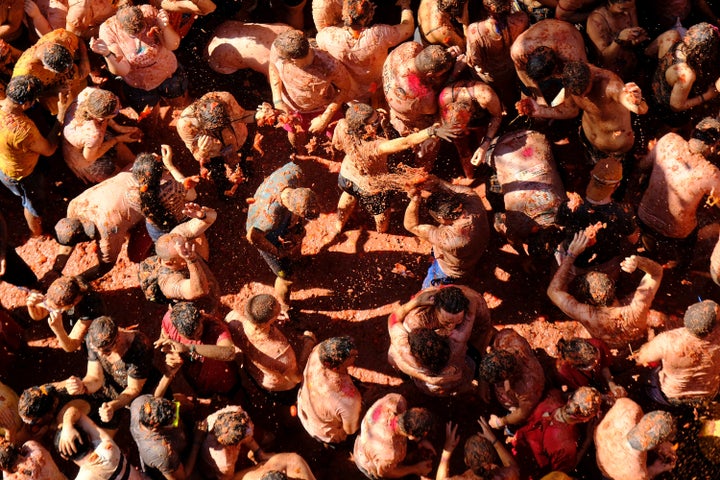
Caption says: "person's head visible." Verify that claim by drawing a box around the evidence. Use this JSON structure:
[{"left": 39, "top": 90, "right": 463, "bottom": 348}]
[
  {"left": 170, "top": 302, "right": 203, "bottom": 340},
  {"left": 0, "top": 439, "right": 18, "bottom": 473},
  {"left": 55, "top": 217, "right": 96, "bottom": 246},
  {"left": 45, "top": 275, "right": 87, "bottom": 311},
  {"left": 6, "top": 75, "right": 42, "bottom": 106},
  {"left": 155, "top": 233, "right": 184, "bottom": 267},
  {"left": 478, "top": 350, "right": 517, "bottom": 384},
  {"left": 607, "top": 0, "right": 635, "bottom": 15},
  {"left": 81, "top": 88, "right": 119, "bottom": 120},
  {"left": 195, "top": 95, "right": 229, "bottom": 133},
  {"left": 18, "top": 385, "right": 59, "bottom": 427},
  {"left": 427, "top": 191, "right": 464, "bottom": 224},
  {"left": 260, "top": 472, "right": 288, "bottom": 480},
  {"left": 561, "top": 386, "right": 602, "bottom": 423},
  {"left": 274, "top": 29, "right": 311, "bottom": 61},
  {"left": 138, "top": 396, "right": 175, "bottom": 429},
  {"left": 117, "top": 6, "right": 146, "bottom": 36},
  {"left": 397, "top": 407, "right": 434, "bottom": 440},
  {"left": 282, "top": 187, "right": 320, "bottom": 220},
  {"left": 132, "top": 153, "right": 163, "bottom": 187},
  {"left": 345, "top": 102, "right": 379, "bottom": 139},
  {"left": 87, "top": 316, "right": 119, "bottom": 353},
  {"left": 441, "top": 100, "right": 473, "bottom": 133},
  {"left": 318, "top": 336, "right": 357, "bottom": 369},
  {"left": 571, "top": 271, "right": 615, "bottom": 307},
  {"left": 342, "top": 0, "right": 375, "bottom": 28},
  {"left": 438, "top": 0, "right": 466, "bottom": 16},
  {"left": 684, "top": 300, "right": 720, "bottom": 338},
  {"left": 41, "top": 43, "right": 73, "bottom": 74},
  {"left": 414, "top": 45, "right": 454, "bottom": 78},
  {"left": 691, "top": 117, "right": 720, "bottom": 158},
  {"left": 433, "top": 287, "right": 470, "bottom": 331},
  {"left": 245, "top": 294, "right": 281, "bottom": 325},
  {"left": 526, "top": 46, "right": 558, "bottom": 81},
  {"left": 483, "top": 0, "right": 511, "bottom": 16},
  {"left": 409, "top": 328, "right": 451, "bottom": 373},
  {"left": 212, "top": 410, "right": 252, "bottom": 446},
  {"left": 464, "top": 434, "right": 498, "bottom": 476},
  {"left": 54, "top": 427, "right": 91, "bottom": 461},
  {"left": 557, "top": 337, "right": 601, "bottom": 370},
  {"left": 562, "top": 61, "right": 591, "bottom": 96},
  {"left": 682, "top": 22, "right": 720, "bottom": 70},
  {"left": 627, "top": 410, "right": 675, "bottom": 451},
  {"left": 585, "top": 158, "right": 622, "bottom": 202}
]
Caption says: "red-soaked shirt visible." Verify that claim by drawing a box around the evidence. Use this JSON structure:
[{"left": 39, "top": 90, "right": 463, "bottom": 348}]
[{"left": 161, "top": 312, "right": 238, "bottom": 396}]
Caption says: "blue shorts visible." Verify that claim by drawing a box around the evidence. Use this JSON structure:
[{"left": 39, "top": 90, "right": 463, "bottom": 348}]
[
  {"left": 422, "top": 257, "right": 459, "bottom": 289},
  {"left": 0, "top": 168, "right": 45, "bottom": 217}
]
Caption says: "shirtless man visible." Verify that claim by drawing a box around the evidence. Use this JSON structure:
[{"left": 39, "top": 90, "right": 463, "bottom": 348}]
[
  {"left": 268, "top": 29, "right": 353, "bottom": 149},
  {"left": 205, "top": 22, "right": 292, "bottom": 78},
  {"left": 235, "top": 452, "right": 316, "bottom": 479},
  {"left": 404, "top": 177, "right": 489, "bottom": 288},
  {"left": 438, "top": 80, "right": 503, "bottom": 177},
  {"left": 316, "top": 0, "right": 414, "bottom": 103},
  {"left": 311, "top": 0, "right": 343, "bottom": 31},
  {"left": 586, "top": 0, "right": 648, "bottom": 80},
  {"left": 480, "top": 329, "right": 546, "bottom": 428},
  {"left": 518, "top": 61, "right": 647, "bottom": 163},
  {"left": 510, "top": 18, "right": 587, "bottom": 105},
  {"left": 634, "top": 300, "right": 720, "bottom": 407},
  {"left": 595, "top": 399, "right": 677, "bottom": 480},
  {"left": 417, "top": 0, "right": 469, "bottom": 51},
  {"left": 555, "top": 0, "right": 599, "bottom": 24},
  {"left": 548, "top": 232, "right": 663, "bottom": 351},
  {"left": 353, "top": 394, "right": 435, "bottom": 479},
  {"left": 466, "top": 0, "right": 528, "bottom": 109},
  {"left": 637, "top": 117, "right": 720, "bottom": 266},
  {"left": 296, "top": 336, "right": 361, "bottom": 444},
  {"left": 225, "top": 294, "right": 315, "bottom": 392}
]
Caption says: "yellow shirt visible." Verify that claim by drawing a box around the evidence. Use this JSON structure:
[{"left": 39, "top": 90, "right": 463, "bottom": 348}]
[{"left": 0, "top": 108, "right": 43, "bottom": 180}]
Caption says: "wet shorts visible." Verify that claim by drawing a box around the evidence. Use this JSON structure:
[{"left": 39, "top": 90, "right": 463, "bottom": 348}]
[
  {"left": 338, "top": 174, "right": 388, "bottom": 216},
  {"left": 123, "top": 64, "right": 188, "bottom": 113},
  {"left": 258, "top": 248, "right": 294, "bottom": 279}
]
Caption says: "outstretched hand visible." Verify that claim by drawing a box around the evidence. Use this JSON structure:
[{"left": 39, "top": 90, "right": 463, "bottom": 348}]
[
  {"left": 443, "top": 422, "right": 460, "bottom": 452},
  {"left": 434, "top": 123, "right": 462, "bottom": 142},
  {"left": 621, "top": 255, "right": 638, "bottom": 274},
  {"left": 567, "top": 231, "right": 590, "bottom": 257}
]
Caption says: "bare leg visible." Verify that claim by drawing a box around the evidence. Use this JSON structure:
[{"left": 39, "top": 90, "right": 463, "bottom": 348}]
[
  {"left": 373, "top": 209, "right": 390, "bottom": 233},
  {"left": 24, "top": 209, "right": 42, "bottom": 236},
  {"left": 335, "top": 192, "right": 357, "bottom": 233},
  {"left": 275, "top": 275, "right": 293, "bottom": 312}
]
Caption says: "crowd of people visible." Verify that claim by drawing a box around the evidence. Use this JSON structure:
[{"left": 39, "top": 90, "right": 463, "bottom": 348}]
[{"left": 0, "top": 0, "right": 719, "bottom": 478}]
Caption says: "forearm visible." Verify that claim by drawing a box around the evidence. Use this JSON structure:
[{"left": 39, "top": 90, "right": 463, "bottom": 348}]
[
  {"left": 107, "top": 385, "right": 143, "bottom": 412},
  {"left": 192, "top": 344, "right": 235, "bottom": 362},
  {"left": 85, "top": 137, "right": 119, "bottom": 162},
  {"left": 436, "top": 450, "right": 453, "bottom": 480},
  {"left": 636, "top": 256, "right": 663, "bottom": 278},
  {"left": 50, "top": 324, "right": 81, "bottom": 353},
  {"left": 547, "top": 255, "right": 575, "bottom": 301},
  {"left": 183, "top": 260, "right": 210, "bottom": 298},
  {"left": 403, "top": 196, "right": 421, "bottom": 232},
  {"left": 161, "top": 25, "right": 181, "bottom": 51}
]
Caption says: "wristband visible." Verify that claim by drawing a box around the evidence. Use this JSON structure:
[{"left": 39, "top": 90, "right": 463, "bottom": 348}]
[
  {"left": 427, "top": 125, "right": 438, "bottom": 138},
  {"left": 103, "top": 51, "right": 114, "bottom": 58}
]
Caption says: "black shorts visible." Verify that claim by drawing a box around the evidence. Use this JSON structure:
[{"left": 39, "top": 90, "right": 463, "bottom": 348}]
[
  {"left": 338, "top": 174, "right": 388, "bottom": 216},
  {"left": 258, "top": 248, "right": 294, "bottom": 279}
]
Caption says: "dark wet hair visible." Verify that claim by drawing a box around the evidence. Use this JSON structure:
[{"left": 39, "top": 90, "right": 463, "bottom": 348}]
[
  {"left": 170, "top": 302, "right": 202, "bottom": 338},
  {"left": 54, "top": 427, "right": 91, "bottom": 461},
  {"left": 692, "top": 117, "right": 720, "bottom": 147},
  {"left": 87, "top": 316, "right": 118, "bottom": 351},
  {"left": 682, "top": 22, "right": 720, "bottom": 71},
  {"left": 260, "top": 472, "right": 288, "bottom": 480},
  {"left": 564, "top": 386, "right": 602, "bottom": 420},
  {"left": 213, "top": 410, "right": 251, "bottom": 446},
  {"left": 398, "top": 407, "right": 434, "bottom": 438},
  {"left": 0, "top": 439, "right": 17, "bottom": 472},
  {"left": 18, "top": 385, "right": 58, "bottom": 423},
  {"left": 562, "top": 61, "right": 591, "bottom": 96},
  {"left": 409, "top": 328, "right": 450, "bottom": 373},
  {"left": 464, "top": 434, "right": 496, "bottom": 475},
  {"left": 345, "top": 102, "right": 376, "bottom": 139},
  {"left": 684, "top": 300, "right": 719, "bottom": 337},
  {"left": 342, "top": 0, "right": 375, "bottom": 28},
  {"left": 318, "top": 336, "right": 356, "bottom": 369},
  {"left": 117, "top": 6, "right": 146, "bottom": 36},
  {"left": 132, "top": 153, "right": 177, "bottom": 233},
  {"left": 6, "top": 75, "right": 42, "bottom": 105},
  {"left": 571, "top": 271, "right": 615, "bottom": 307},
  {"left": 79, "top": 88, "right": 118, "bottom": 120},
  {"left": 526, "top": 46, "right": 557, "bottom": 81},
  {"left": 195, "top": 95, "right": 230, "bottom": 133},
  {"left": 434, "top": 287, "right": 469, "bottom": 314},
  {"left": 557, "top": 337, "right": 599, "bottom": 369},
  {"left": 274, "top": 29, "right": 310, "bottom": 60},
  {"left": 478, "top": 350, "right": 517, "bottom": 383},
  {"left": 483, "top": 0, "right": 511, "bottom": 16},
  {"left": 415, "top": 45, "right": 453, "bottom": 76},
  {"left": 245, "top": 294, "right": 280, "bottom": 325},
  {"left": 427, "top": 191, "right": 464, "bottom": 221},
  {"left": 55, "top": 217, "right": 95, "bottom": 246},
  {"left": 139, "top": 397, "right": 175, "bottom": 429},
  {"left": 46, "top": 275, "right": 88, "bottom": 308},
  {"left": 42, "top": 43, "right": 73, "bottom": 74},
  {"left": 438, "top": 0, "right": 466, "bottom": 15}
]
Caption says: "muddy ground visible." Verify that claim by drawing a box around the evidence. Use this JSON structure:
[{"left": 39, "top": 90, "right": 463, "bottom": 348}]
[{"left": 1, "top": 2, "right": 720, "bottom": 479}]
